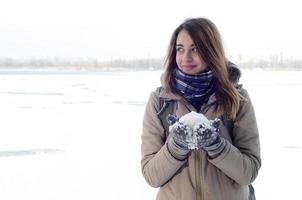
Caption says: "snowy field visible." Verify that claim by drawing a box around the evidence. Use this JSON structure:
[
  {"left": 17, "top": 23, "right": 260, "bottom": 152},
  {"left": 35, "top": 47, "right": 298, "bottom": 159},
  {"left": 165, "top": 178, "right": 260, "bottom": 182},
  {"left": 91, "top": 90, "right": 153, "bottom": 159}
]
[{"left": 0, "top": 69, "right": 301, "bottom": 200}]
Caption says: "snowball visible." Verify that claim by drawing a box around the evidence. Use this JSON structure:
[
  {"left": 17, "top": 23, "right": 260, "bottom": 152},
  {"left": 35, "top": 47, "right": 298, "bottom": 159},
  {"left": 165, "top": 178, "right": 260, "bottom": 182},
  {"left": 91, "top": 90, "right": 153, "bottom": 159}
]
[
  {"left": 178, "top": 111, "right": 213, "bottom": 150},
  {"left": 179, "top": 111, "right": 212, "bottom": 130}
]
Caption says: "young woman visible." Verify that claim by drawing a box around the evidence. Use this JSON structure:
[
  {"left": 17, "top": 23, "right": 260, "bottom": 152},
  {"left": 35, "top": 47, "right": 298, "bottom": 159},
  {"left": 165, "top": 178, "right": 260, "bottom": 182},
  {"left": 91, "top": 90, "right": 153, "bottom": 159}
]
[{"left": 141, "top": 17, "right": 261, "bottom": 200}]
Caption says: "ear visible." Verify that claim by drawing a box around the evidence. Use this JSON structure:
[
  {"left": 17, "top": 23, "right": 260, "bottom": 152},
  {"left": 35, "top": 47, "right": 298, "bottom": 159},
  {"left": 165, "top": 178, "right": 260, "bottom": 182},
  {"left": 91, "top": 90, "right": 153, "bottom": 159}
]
[{"left": 211, "top": 118, "right": 220, "bottom": 129}]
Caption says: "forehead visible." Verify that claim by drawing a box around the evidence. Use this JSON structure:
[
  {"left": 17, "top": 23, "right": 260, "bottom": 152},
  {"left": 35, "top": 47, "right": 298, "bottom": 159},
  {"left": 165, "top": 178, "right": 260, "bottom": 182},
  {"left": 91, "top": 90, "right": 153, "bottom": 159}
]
[{"left": 176, "top": 30, "right": 194, "bottom": 45}]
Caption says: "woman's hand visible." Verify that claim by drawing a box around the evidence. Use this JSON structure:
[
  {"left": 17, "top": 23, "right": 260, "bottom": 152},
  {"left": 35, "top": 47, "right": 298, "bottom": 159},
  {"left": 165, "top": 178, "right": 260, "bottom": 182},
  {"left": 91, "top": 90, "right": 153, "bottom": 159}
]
[{"left": 166, "top": 114, "right": 191, "bottom": 160}]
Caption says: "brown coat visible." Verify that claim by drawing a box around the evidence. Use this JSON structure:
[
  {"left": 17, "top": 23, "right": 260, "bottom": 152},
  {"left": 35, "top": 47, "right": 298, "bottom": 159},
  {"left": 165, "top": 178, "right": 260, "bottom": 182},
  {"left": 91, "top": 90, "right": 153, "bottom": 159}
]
[{"left": 141, "top": 86, "right": 261, "bottom": 200}]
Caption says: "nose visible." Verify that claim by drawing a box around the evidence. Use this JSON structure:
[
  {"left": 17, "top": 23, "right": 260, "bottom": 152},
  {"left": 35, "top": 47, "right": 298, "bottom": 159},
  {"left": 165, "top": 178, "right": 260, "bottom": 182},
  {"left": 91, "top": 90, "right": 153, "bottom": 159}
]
[{"left": 183, "top": 50, "right": 193, "bottom": 62}]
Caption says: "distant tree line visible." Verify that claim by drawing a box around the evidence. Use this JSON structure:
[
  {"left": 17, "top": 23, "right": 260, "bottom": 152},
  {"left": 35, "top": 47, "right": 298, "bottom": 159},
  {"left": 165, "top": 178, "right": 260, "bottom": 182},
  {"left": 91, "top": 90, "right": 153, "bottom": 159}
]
[
  {"left": 0, "top": 54, "right": 301, "bottom": 70},
  {"left": 0, "top": 57, "right": 164, "bottom": 71},
  {"left": 236, "top": 53, "right": 302, "bottom": 70}
]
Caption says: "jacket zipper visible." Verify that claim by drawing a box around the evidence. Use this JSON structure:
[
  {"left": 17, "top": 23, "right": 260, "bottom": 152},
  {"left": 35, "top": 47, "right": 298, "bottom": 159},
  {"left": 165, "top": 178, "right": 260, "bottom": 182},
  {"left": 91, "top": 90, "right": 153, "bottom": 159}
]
[
  {"left": 196, "top": 107, "right": 209, "bottom": 200},
  {"left": 195, "top": 151, "right": 203, "bottom": 200}
]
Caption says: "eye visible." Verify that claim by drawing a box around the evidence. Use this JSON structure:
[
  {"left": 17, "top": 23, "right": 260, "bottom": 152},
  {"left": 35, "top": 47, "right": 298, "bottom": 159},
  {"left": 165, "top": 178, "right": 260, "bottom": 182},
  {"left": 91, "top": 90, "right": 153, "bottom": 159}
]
[
  {"left": 192, "top": 47, "right": 198, "bottom": 52},
  {"left": 176, "top": 47, "right": 184, "bottom": 52}
]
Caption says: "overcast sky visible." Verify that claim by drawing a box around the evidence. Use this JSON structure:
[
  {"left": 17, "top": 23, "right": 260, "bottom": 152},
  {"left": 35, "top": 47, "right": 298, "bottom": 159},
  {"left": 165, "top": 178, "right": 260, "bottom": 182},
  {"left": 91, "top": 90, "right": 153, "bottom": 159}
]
[{"left": 0, "top": 0, "right": 301, "bottom": 61}]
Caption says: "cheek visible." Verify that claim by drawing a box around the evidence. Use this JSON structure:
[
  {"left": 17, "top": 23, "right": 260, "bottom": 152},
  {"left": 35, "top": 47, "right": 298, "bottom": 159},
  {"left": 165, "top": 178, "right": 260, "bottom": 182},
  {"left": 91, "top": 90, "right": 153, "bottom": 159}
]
[
  {"left": 195, "top": 56, "right": 207, "bottom": 68},
  {"left": 176, "top": 54, "right": 181, "bottom": 67},
  {"left": 194, "top": 55, "right": 203, "bottom": 64}
]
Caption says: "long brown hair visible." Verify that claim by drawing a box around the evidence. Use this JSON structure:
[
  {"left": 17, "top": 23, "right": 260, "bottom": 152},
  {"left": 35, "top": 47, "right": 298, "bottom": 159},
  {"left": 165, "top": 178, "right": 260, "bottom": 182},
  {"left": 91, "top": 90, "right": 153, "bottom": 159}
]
[{"left": 161, "top": 17, "right": 240, "bottom": 120}]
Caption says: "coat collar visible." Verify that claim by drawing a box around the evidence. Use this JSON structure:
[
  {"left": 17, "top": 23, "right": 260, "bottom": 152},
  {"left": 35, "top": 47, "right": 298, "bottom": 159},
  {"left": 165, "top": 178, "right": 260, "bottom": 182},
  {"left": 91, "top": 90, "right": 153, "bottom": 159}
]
[
  {"left": 158, "top": 86, "right": 218, "bottom": 112},
  {"left": 157, "top": 87, "right": 182, "bottom": 100}
]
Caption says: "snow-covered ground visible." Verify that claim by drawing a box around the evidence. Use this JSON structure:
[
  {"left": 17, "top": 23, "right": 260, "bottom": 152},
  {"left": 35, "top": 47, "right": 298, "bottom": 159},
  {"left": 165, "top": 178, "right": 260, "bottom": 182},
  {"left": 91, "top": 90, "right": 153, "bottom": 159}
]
[{"left": 0, "top": 69, "right": 301, "bottom": 199}]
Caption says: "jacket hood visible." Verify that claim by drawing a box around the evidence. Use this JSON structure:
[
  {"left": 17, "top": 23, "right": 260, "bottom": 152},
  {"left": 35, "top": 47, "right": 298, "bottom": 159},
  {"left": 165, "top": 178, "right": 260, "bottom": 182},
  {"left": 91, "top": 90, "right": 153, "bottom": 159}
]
[{"left": 227, "top": 62, "right": 241, "bottom": 84}]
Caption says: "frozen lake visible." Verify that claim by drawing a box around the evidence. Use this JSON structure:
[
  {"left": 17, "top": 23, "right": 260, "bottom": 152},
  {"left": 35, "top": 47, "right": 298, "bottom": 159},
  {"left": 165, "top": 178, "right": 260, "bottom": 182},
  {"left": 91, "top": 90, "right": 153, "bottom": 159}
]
[{"left": 0, "top": 69, "right": 301, "bottom": 199}]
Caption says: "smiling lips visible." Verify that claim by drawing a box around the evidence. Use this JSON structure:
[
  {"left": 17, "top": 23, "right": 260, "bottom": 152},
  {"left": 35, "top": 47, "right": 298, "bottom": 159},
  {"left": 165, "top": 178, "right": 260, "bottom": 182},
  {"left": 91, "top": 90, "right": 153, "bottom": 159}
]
[{"left": 182, "top": 64, "right": 197, "bottom": 70}]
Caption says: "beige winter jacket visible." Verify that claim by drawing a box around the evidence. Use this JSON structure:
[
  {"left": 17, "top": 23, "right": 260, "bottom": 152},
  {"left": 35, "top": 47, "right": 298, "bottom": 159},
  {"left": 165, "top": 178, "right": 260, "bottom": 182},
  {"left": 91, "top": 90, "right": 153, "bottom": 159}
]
[{"left": 141, "top": 85, "right": 261, "bottom": 200}]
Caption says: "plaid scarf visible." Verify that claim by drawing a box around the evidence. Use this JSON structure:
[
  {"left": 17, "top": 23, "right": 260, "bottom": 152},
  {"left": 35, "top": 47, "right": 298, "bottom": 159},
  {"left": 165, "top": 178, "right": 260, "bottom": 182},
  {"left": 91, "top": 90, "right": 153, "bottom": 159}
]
[{"left": 173, "top": 68, "right": 215, "bottom": 109}]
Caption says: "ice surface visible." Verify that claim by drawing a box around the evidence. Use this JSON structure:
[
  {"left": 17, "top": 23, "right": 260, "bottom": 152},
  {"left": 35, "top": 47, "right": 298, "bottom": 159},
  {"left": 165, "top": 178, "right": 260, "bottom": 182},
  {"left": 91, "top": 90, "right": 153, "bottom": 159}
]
[{"left": 0, "top": 69, "right": 301, "bottom": 200}]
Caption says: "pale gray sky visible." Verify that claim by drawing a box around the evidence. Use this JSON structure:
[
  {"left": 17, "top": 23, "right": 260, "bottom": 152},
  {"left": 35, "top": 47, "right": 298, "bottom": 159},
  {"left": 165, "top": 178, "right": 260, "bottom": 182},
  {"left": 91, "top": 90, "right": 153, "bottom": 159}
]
[{"left": 0, "top": 0, "right": 301, "bottom": 61}]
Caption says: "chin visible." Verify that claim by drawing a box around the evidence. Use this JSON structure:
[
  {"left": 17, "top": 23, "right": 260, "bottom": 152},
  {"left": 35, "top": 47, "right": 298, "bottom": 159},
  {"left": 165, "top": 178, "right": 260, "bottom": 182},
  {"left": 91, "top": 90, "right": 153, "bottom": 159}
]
[
  {"left": 181, "top": 68, "right": 200, "bottom": 75},
  {"left": 184, "top": 71, "right": 197, "bottom": 75}
]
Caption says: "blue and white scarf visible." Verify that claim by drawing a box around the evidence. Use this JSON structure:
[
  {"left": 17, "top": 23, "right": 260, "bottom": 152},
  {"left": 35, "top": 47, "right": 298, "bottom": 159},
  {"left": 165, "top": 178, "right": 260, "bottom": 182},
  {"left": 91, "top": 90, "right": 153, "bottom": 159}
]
[{"left": 173, "top": 68, "right": 215, "bottom": 109}]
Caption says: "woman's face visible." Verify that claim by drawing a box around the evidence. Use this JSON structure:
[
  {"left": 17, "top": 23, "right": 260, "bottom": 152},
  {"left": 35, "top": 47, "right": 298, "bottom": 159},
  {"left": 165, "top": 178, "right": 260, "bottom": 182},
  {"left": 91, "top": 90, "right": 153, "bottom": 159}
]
[{"left": 175, "top": 30, "right": 207, "bottom": 75}]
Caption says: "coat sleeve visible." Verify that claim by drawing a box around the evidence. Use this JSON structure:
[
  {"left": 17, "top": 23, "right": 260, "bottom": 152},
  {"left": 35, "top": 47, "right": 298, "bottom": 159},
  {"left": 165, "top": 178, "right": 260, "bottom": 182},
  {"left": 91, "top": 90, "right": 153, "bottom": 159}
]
[
  {"left": 208, "top": 88, "right": 261, "bottom": 185},
  {"left": 141, "top": 91, "right": 187, "bottom": 188}
]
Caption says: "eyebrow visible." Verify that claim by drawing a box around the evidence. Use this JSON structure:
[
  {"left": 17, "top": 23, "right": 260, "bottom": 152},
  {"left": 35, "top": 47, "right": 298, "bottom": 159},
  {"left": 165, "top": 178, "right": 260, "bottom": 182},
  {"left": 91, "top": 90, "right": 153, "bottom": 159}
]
[{"left": 176, "top": 44, "right": 195, "bottom": 47}]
